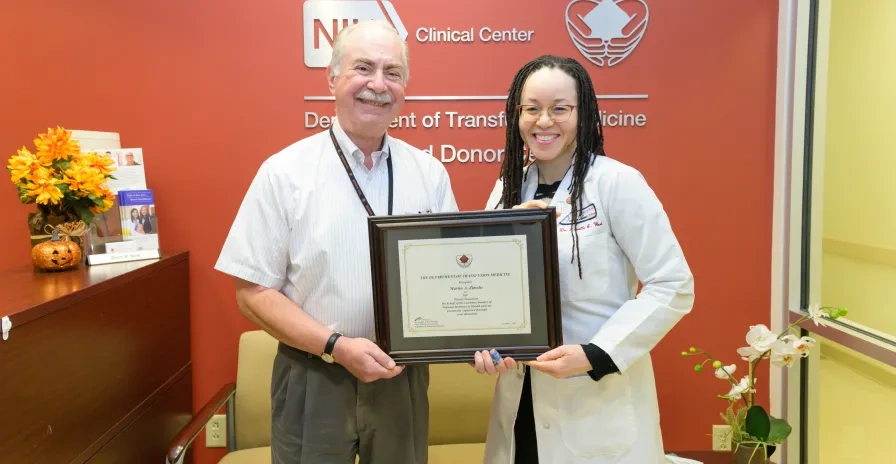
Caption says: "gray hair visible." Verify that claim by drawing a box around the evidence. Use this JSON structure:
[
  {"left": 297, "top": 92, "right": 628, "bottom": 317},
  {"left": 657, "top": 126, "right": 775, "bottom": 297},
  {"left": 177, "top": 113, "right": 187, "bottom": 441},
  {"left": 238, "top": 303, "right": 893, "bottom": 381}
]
[{"left": 328, "top": 20, "right": 410, "bottom": 83}]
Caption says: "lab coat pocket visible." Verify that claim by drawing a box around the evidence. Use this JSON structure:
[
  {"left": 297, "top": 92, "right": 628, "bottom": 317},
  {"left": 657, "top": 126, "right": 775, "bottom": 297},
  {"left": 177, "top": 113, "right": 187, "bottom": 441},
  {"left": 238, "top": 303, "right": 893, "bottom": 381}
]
[
  {"left": 558, "top": 226, "right": 610, "bottom": 301},
  {"left": 556, "top": 374, "right": 637, "bottom": 456}
]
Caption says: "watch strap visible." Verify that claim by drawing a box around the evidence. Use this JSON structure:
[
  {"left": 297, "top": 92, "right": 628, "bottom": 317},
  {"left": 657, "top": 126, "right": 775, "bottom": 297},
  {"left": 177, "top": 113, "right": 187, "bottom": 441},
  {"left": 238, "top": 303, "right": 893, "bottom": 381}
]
[{"left": 324, "top": 332, "right": 342, "bottom": 356}]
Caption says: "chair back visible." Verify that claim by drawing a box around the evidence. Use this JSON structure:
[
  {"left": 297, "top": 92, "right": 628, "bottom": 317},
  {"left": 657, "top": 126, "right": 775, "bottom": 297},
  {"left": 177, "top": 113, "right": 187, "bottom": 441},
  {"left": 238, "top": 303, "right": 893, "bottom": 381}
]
[
  {"left": 427, "top": 363, "right": 497, "bottom": 445},
  {"left": 234, "top": 330, "right": 278, "bottom": 450},
  {"left": 231, "top": 330, "right": 498, "bottom": 449}
]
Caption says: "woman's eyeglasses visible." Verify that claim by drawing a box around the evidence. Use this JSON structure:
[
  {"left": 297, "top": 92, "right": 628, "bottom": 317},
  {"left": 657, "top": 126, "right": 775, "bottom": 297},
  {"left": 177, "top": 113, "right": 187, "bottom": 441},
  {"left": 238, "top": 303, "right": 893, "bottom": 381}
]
[{"left": 516, "top": 104, "right": 577, "bottom": 123}]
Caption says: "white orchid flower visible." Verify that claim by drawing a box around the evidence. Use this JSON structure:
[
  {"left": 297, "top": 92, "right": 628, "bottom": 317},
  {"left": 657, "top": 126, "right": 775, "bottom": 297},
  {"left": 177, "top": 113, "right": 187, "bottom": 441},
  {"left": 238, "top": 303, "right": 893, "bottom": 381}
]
[
  {"left": 736, "top": 324, "right": 777, "bottom": 360},
  {"left": 770, "top": 339, "right": 798, "bottom": 367},
  {"left": 746, "top": 324, "right": 778, "bottom": 352},
  {"left": 715, "top": 364, "right": 737, "bottom": 379},
  {"left": 728, "top": 375, "right": 756, "bottom": 399},
  {"left": 737, "top": 346, "right": 762, "bottom": 361},
  {"left": 791, "top": 335, "right": 817, "bottom": 358},
  {"left": 807, "top": 303, "right": 829, "bottom": 326}
]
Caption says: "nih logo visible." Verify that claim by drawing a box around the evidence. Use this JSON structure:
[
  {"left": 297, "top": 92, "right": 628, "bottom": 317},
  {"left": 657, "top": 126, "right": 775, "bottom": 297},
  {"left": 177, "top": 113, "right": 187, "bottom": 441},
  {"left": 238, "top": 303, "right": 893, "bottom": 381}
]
[
  {"left": 303, "top": 0, "right": 408, "bottom": 68},
  {"left": 565, "top": 0, "right": 649, "bottom": 68}
]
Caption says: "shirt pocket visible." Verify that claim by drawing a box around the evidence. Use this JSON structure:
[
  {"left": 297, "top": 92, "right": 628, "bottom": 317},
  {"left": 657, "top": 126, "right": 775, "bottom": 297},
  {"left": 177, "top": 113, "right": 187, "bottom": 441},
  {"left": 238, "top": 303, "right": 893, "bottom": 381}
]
[
  {"left": 556, "top": 374, "right": 637, "bottom": 456},
  {"left": 394, "top": 205, "right": 434, "bottom": 215},
  {"left": 393, "top": 189, "right": 434, "bottom": 216}
]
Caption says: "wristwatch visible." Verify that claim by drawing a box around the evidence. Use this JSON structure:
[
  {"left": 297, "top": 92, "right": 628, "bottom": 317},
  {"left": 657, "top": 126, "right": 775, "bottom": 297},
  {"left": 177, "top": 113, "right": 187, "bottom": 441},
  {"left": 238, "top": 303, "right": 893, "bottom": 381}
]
[{"left": 320, "top": 332, "right": 342, "bottom": 363}]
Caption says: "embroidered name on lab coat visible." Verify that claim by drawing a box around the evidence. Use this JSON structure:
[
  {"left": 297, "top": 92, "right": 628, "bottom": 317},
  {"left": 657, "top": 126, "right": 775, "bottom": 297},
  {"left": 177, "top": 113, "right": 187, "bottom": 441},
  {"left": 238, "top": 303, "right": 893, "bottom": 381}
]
[{"left": 558, "top": 203, "right": 604, "bottom": 232}]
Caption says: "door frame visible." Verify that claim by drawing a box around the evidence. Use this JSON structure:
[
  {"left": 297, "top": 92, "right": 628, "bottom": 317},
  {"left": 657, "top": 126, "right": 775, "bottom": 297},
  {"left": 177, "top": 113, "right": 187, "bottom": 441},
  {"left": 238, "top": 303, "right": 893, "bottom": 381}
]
[{"left": 772, "top": 1, "right": 896, "bottom": 463}]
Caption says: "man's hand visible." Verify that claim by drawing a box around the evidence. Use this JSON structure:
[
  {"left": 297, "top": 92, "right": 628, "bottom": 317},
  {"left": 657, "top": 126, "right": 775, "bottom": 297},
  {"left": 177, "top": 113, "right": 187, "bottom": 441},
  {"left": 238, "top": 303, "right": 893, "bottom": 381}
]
[
  {"left": 512, "top": 200, "right": 561, "bottom": 217},
  {"left": 527, "top": 345, "right": 592, "bottom": 379},
  {"left": 470, "top": 349, "right": 517, "bottom": 375},
  {"left": 332, "top": 336, "right": 404, "bottom": 383}
]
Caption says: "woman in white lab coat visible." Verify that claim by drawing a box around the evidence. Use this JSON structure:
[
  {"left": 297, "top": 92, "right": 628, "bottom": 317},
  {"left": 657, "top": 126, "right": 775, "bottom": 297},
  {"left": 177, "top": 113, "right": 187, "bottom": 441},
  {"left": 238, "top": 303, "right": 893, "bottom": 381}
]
[{"left": 472, "top": 55, "right": 695, "bottom": 464}]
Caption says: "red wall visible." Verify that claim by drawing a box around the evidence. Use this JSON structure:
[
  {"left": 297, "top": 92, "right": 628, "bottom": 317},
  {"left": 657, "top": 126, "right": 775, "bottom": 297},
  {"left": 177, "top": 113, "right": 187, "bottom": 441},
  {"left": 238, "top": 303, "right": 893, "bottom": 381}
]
[{"left": 0, "top": 1, "right": 778, "bottom": 462}]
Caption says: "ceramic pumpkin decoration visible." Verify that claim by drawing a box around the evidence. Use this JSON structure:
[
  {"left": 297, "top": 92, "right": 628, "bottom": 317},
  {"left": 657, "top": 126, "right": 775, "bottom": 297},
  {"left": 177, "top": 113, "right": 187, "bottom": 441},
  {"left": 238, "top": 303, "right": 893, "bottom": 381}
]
[{"left": 31, "top": 229, "right": 82, "bottom": 271}]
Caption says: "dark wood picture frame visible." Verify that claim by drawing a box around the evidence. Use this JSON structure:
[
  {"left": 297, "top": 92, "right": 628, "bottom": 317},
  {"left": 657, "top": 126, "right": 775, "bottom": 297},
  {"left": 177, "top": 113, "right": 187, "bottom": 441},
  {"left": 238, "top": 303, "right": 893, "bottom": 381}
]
[{"left": 368, "top": 208, "right": 562, "bottom": 364}]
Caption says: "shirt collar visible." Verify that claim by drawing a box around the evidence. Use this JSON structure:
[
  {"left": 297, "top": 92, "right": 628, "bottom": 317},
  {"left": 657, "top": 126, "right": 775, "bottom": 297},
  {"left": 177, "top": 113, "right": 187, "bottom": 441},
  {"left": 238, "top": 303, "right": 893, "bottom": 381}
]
[{"left": 331, "top": 118, "right": 391, "bottom": 168}]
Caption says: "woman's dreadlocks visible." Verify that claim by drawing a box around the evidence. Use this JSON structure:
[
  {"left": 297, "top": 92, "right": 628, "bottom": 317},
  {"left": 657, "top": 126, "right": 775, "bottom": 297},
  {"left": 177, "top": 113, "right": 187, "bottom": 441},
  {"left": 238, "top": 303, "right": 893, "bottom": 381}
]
[{"left": 497, "top": 55, "right": 608, "bottom": 279}]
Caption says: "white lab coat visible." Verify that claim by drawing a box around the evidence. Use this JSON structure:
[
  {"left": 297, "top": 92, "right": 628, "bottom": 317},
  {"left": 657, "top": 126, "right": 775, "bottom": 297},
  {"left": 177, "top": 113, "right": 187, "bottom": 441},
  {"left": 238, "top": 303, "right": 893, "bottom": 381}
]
[{"left": 482, "top": 156, "right": 695, "bottom": 464}]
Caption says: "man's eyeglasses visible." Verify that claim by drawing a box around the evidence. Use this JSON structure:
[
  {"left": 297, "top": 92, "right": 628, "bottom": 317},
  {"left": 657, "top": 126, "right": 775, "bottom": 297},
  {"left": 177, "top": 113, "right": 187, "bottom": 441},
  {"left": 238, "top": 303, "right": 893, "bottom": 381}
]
[{"left": 516, "top": 104, "right": 577, "bottom": 123}]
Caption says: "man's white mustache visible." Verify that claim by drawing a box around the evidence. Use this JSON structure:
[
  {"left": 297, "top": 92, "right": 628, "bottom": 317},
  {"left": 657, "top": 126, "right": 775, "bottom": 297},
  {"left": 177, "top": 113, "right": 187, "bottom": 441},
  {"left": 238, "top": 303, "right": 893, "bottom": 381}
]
[{"left": 356, "top": 90, "right": 392, "bottom": 103}]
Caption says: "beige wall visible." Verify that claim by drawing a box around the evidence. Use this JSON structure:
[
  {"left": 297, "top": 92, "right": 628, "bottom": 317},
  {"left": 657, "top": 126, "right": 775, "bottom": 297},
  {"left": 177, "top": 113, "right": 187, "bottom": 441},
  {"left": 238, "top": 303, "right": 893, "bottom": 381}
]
[
  {"left": 819, "top": 339, "right": 896, "bottom": 464},
  {"left": 818, "top": 1, "right": 896, "bottom": 462},
  {"left": 821, "top": 0, "right": 896, "bottom": 336}
]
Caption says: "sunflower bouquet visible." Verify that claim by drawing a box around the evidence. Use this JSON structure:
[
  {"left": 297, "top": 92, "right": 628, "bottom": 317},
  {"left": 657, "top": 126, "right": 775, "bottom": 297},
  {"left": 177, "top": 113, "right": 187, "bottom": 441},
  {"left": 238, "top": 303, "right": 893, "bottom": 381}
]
[{"left": 7, "top": 127, "right": 117, "bottom": 247}]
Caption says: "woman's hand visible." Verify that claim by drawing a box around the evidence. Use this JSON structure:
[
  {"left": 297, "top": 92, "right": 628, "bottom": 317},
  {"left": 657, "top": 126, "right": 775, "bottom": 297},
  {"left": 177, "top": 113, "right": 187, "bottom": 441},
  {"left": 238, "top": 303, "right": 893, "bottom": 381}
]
[
  {"left": 527, "top": 345, "right": 592, "bottom": 379},
  {"left": 471, "top": 349, "right": 517, "bottom": 375},
  {"left": 512, "top": 200, "right": 561, "bottom": 217}
]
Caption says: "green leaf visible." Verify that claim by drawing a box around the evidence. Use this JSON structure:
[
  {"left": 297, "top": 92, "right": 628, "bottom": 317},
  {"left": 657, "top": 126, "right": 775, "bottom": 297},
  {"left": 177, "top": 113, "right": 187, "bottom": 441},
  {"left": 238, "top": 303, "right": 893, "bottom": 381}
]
[
  {"left": 56, "top": 160, "right": 71, "bottom": 171},
  {"left": 72, "top": 203, "right": 94, "bottom": 224},
  {"left": 86, "top": 193, "right": 104, "bottom": 206},
  {"left": 768, "top": 417, "right": 792, "bottom": 442},
  {"left": 17, "top": 185, "right": 34, "bottom": 204},
  {"left": 745, "top": 405, "right": 771, "bottom": 441}
]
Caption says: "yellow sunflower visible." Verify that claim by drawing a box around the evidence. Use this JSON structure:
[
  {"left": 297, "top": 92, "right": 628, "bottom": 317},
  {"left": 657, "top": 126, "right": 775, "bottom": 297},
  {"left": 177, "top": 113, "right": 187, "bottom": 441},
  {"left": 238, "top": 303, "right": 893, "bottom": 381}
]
[
  {"left": 89, "top": 196, "right": 115, "bottom": 215},
  {"left": 63, "top": 164, "right": 107, "bottom": 197},
  {"left": 23, "top": 177, "right": 64, "bottom": 205},
  {"left": 34, "top": 127, "right": 80, "bottom": 165},
  {"left": 7, "top": 147, "right": 46, "bottom": 184}
]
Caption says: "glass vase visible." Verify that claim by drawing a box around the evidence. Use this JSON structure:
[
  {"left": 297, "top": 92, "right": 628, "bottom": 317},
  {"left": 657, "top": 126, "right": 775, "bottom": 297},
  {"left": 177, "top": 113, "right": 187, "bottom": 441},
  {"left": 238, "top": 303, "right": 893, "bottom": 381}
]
[{"left": 27, "top": 211, "right": 92, "bottom": 264}]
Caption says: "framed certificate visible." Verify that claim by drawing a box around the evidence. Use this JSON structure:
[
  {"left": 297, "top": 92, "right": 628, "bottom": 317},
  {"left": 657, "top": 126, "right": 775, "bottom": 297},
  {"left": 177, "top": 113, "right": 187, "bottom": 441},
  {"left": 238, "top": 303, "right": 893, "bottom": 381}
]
[{"left": 368, "top": 208, "right": 562, "bottom": 364}]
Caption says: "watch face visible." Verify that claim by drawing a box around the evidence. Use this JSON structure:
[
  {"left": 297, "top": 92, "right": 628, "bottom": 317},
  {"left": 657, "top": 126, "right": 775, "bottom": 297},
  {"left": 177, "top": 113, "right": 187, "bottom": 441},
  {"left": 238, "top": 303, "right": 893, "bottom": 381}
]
[{"left": 321, "top": 353, "right": 335, "bottom": 363}]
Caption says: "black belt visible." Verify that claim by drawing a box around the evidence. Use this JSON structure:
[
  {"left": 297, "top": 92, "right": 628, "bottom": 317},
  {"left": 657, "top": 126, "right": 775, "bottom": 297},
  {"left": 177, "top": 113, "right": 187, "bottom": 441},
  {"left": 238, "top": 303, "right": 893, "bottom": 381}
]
[{"left": 278, "top": 342, "right": 315, "bottom": 360}]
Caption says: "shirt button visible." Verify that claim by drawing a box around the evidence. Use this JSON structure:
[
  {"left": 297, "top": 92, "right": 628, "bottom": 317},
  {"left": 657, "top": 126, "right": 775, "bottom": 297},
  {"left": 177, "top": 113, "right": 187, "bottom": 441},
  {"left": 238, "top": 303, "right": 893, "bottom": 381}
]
[{"left": 543, "top": 422, "right": 550, "bottom": 429}]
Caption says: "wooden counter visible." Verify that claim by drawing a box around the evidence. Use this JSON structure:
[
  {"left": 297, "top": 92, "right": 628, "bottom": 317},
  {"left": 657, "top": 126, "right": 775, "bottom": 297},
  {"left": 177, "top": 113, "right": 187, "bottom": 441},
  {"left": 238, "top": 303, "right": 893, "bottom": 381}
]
[
  {"left": 671, "top": 450, "right": 732, "bottom": 462},
  {"left": 0, "top": 252, "right": 192, "bottom": 464},
  {"left": 672, "top": 450, "right": 781, "bottom": 463}
]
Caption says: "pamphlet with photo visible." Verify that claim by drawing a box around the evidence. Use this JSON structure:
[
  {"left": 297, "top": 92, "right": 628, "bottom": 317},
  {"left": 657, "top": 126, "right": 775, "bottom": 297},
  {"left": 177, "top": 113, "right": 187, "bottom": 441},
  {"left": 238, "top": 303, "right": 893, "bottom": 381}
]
[
  {"left": 118, "top": 189, "right": 159, "bottom": 250},
  {"left": 102, "top": 148, "right": 147, "bottom": 193}
]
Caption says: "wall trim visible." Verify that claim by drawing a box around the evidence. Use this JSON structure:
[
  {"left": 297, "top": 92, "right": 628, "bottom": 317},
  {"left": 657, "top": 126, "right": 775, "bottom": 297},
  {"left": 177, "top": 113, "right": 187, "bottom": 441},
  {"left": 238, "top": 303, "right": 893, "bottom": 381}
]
[
  {"left": 820, "top": 339, "right": 896, "bottom": 389},
  {"left": 823, "top": 238, "right": 896, "bottom": 268}
]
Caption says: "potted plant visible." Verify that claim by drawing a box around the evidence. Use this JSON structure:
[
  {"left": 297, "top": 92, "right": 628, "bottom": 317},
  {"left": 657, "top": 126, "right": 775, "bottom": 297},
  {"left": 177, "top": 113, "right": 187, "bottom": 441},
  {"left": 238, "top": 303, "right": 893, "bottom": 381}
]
[
  {"left": 6, "top": 127, "right": 117, "bottom": 261},
  {"left": 682, "top": 304, "right": 849, "bottom": 463}
]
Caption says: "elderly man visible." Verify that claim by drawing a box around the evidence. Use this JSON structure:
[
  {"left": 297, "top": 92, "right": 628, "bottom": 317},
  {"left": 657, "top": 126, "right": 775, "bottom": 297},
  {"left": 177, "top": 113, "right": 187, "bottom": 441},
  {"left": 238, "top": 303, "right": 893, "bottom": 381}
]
[{"left": 215, "top": 20, "right": 457, "bottom": 464}]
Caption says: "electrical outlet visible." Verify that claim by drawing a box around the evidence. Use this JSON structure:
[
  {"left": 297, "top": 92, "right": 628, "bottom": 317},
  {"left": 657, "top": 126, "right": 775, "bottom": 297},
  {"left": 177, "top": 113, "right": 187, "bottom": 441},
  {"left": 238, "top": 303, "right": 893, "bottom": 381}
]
[
  {"left": 206, "top": 414, "right": 227, "bottom": 448},
  {"left": 712, "top": 424, "right": 732, "bottom": 451}
]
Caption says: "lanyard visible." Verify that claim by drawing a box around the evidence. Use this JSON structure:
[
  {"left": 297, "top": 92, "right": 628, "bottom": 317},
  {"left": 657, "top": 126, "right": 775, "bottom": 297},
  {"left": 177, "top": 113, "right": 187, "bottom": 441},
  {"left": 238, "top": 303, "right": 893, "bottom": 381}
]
[{"left": 329, "top": 127, "right": 393, "bottom": 216}]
